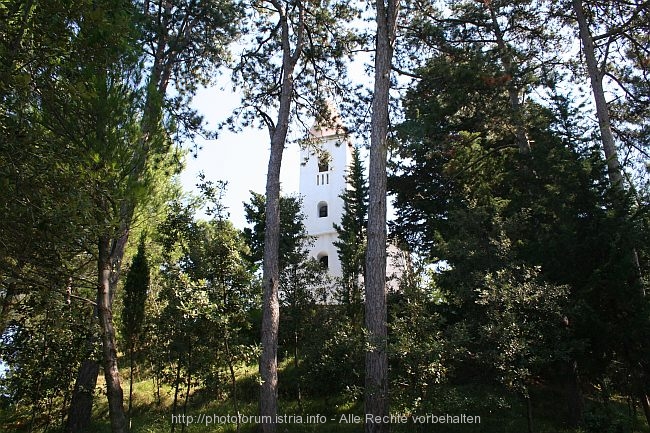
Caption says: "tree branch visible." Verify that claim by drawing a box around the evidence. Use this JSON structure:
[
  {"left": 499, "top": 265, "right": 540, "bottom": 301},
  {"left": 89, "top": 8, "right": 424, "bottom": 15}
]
[{"left": 592, "top": 1, "right": 650, "bottom": 41}]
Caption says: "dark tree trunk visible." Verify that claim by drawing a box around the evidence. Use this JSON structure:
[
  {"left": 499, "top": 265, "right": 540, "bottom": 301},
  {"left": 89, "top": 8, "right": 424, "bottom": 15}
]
[
  {"left": 486, "top": 2, "right": 530, "bottom": 155},
  {"left": 67, "top": 226, "right": 130, "bottom": 433},
  {"left": 364, "top": 2, "right": 399, "bottom": 433},
  {"left": 66, "top": 298, "right": 101, "bottom": 433},
  {"left": 525, "top": 394, "right": 534, "bottom": 433},
  {"left": 259, "top": 4, "right": 304, "bottom": 432},
  {"left": 566, "top": 360, "right": 584, "bottom": 428},
  {"left": 171, "top": 358, "right": 182, "bottom": 433},
  {"left": 98, "top": 236, "right": 128, "bottom": 433},
  {"left": 66, "top": 360, "right": 100, "bottom": 433},
  {"left": 640, "top": 392, "right": 650, "bottom": 427},
  {"left": 572, "top": 0, "right": 624, "bottom": 188}
]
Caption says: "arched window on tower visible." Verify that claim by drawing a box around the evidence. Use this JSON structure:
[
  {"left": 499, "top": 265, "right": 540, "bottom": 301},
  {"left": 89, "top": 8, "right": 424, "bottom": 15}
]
[
  {"left": 318, "top": 202, "right": 328, "bottom": 218},
  {"left": 318, "top": 254, "right": 329, "bottom": 269},
  {"left": 318, "top": 156, "right": 329, "bottom": 172}
]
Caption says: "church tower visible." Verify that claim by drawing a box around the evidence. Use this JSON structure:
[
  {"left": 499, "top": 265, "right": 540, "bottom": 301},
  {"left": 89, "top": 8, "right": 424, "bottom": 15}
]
[{"left": 299, "top": 115, "right": 353, "bottom": 279}]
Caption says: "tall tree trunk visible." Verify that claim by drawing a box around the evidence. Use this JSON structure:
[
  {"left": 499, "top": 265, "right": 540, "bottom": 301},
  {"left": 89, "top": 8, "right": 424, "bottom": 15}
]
[
  {"left": 98, "top": 236, "right": 128, "bottom": 433},
  {"left": 486, "top": 3, "right": 530, "bottom": 155},
  {"left": 171, "top": 358, "right": 182, "bottom": 433},
  {"left": 640, "top": 392, "right": 650, "bottom": 427},
  {"left": 259, "top": 4, "right": 304, "bottom": 432},
  {"left": 259, "top": 121, "right": 284, "bottom": 433},
  {"left": 66, "top": 302, "right": 101, "bottom": 433},
  {"left": 225, "top": 336, "right": 241, "bottom": 433},
  {"left": 180, "top": 342, "right": 192, "bottom": 433},
  {"left": 572, "top": 0, "right": 624, "bottom": 188},
  {"left": 365, "top": 2, "right": 399, "bottom": 433},
  {"left": 68, "top": 232, "right": 129, "bottom": 433},
  {"left": 128, "top": 339, "right": 135, "bottom": 430},
  {"left": 525, "top": 394, "right": 534, "bottom": 433},
  {"left": 66, "top": 360, "right": 100, "bottom": 433},
  {"left": 67, "top": 225, "right": 130, "bottom": 433},
  {"left": 572, "top": 5, "right": 647, "bottom": 402},
  {"left": 566, "top": 359, "right": 584, "bottom": 428}
]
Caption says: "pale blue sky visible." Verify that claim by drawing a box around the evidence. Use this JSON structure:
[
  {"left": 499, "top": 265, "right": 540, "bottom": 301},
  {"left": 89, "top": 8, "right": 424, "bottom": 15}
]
[
  {"left": 179, "top": 76, "right": 303, "bottom": 228},
  {"left": 179, "top": 50, "right": 386, "bottom": 229}
]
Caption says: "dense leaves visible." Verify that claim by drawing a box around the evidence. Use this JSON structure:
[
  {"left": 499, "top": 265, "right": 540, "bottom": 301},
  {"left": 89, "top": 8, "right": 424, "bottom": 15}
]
[
  {"left": 390, "top": 38, "right": 650, "bottom": 429},
  {"left": 334, "top": 146, "right": 368, "bottom": 308},
  {"left": 153, "top": 193, "right": 259, "bottom": 428},
  {"left": 1, "top": 1, "right": 649, "bottom": 432},
  {"left": 243, "top": 192, "right": 307, "bottom": 271}
]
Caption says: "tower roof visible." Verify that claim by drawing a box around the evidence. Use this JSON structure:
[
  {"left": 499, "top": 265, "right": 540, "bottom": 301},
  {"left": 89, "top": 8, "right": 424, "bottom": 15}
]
[{"left": 309, "top": 101, "right": 347, "bottom": 138}]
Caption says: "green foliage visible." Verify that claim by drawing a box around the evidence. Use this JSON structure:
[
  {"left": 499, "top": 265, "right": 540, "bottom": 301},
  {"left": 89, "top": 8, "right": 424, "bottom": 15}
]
[
  {"left": 136, "top": 0, "right": 243, "bottom": 149},
  {"left": 0, "top": 292, "right": 96, "bottom": 431},
  {"left": 121, "top": 236, "right": 150, "bottom": 350},
  {"left": 153, "top": 189, "right": 259, "bottom": 404},
  {"left": 137, "top": 0, "right": 242, "bottom": 92},
  {"left": 583, "top": 405, "right": 636, "bottom": 433},
  {"left": 228, "top": 0, "right": 361, "bottom": 133},
  {"left": 0, "top": 1, "right": 154, "bottom": 429},
  {"left": 333, "top": 146, "right": 368, "bottom": 307},
  {"left": 390, "top": 43, "right": 650, "bottom": 426},
  {"left": 388, "top": 258, "right": 448, "bottom": 417},
  {"left": 0, "top": 0, "right": 141, "bottom": 324},
  {"left": 277, "top": 254, "right": 332, "bottom": 403},
  {"left": 1, "top": 0, "right": 243, "bottom": 431},
  {"left": 245, "top": 190, "right": 339, "bottom": 401},
  {"left": 0, "top": 1, "right": 649, "bottom": 432},
  {"left": 463, "top": 265, "right": 569, "bottom": 396},
  {"left": 243, "top": 191, "right": 308, "bottom": 271},
  {"left": 298, "top": 306, "right": 364, "bottom": 398}
]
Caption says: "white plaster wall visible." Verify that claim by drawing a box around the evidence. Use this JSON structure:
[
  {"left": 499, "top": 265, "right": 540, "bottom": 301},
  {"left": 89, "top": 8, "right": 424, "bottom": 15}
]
[{"left": 299, "top": 131, "right": 352, "bottom": 279}]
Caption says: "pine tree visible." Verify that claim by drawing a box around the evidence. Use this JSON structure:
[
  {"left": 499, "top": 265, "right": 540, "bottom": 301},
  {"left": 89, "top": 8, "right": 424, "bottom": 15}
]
[
  {"left": 366, "top": 2, "right": 400, "bottom": 432},
  {"left": 334, "top": 146, "right": 368, "bottom": 309},
  {"left": 243, "top": 192, "right": 307, "bottom": 273},
  {"left": 121, "top": 236, "right": 150, "bottom": 428},
  {"left": 229, "top": 3, "right": 359, "bottom": 428}
]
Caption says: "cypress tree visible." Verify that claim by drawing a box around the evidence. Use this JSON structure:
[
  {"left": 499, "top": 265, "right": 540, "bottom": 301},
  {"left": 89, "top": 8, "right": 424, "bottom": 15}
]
[
  {"left": 121, "top": 236, "right": 150, "bottom": 427},
  {"left": 334, "top": 146, "right": 368, "bottom": 309}
]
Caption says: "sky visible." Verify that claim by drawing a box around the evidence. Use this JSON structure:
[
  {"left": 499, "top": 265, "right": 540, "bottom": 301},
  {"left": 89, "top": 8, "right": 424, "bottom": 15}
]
[
  {"left": 179, "top": 77, "right": 303, "bottom": 229},
  {"left": 176, "top": 8, "right": 383, "bottom": 229},
  {"left": 178, "top": 94, "right": 395, "bottom": 230},
  {"left": 176, "top": 34, "right": 402, "bottom": 231},
  {"left": 178, "top": 50, "right": 378, "bottom": 229}
]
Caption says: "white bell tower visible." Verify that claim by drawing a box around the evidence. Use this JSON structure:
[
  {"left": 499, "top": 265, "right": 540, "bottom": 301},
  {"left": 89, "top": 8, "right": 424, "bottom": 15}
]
[{"left": 299, "top": 115, "right": 353, "bottom": 279}]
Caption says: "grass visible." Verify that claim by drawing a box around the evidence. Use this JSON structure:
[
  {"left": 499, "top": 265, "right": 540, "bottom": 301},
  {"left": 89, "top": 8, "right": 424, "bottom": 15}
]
[{"left": 2, "top": 360, "right": 649, "bottom": 433}]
